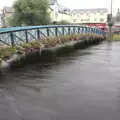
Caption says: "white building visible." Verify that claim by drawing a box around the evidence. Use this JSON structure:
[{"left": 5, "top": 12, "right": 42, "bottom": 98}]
[
  {"left": 49, "top": 0, "right": 72, "bottom": 23},
  {"left": 0, "top": 9, "right": 3, "bottom": 27},
  {"left": 71, "top": 8, "right": 108, "bottom": 24}
]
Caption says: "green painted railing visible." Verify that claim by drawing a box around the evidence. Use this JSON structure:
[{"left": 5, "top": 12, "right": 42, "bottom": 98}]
[{"left": 0, "top": 25, "right": 106, "bottom": 47}]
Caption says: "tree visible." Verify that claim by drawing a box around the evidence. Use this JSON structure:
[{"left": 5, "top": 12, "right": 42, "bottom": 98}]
[
  {"left": 58, "top": 20, "right": 70, "bottom": 25},
  {"left": 9, "top": 0, "right": 51, "bottom": 26},
  {"left": 52, "top": 20, "right": 69, "bottom": 25}
]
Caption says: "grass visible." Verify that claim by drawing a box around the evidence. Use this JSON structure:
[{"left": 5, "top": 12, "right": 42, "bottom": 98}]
[
  {"left": 112, "top": 34, "right": 120, "bottom": 41},
  {"left": 107, "top": 33, "right": 120, "bottom": 41}
]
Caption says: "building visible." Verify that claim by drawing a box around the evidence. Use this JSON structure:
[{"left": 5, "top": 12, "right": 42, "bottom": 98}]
[
  {"left": 71, "top": 8, "right": 108, "bottom": 30},
  {"left": 50, "top": 0, "right": 58, "bottom": 5},
  {"left": 3, "top": 7, "right": 13, "bottom": 17},
  {"left": 0, "top": 7, "right": 13, "bottom": 27},
  {"left": 49, "top": 0, "right": 72, "bottom": 23},
  {"left": 71, "top": 8, "right": 108, "bottom": 24},
  {"left": 112, "top": 8, "right": 120, "bottom": 33},
  {"left": 0, "top": 8, "right": 3, "bottom": 27}
]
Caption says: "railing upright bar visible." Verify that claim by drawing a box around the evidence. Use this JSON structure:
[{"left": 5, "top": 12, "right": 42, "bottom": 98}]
[
  {"left": 25, "top": 30, "right": 28, "bottom": 43},
  {"left": 10, "top": 32, "right": 15, "bottom": 47}
]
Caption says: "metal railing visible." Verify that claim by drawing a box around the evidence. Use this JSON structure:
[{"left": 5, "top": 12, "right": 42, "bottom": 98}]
[{"left": 0, "top": 25, "right": 106, "bottom": 47}]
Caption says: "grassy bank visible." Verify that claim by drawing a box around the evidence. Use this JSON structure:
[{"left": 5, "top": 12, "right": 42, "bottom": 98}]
[
  {"left": 113, "top": 34, "right": 120, "bottom": 41},
  {"left": 107, "top": 33, "right": 120, "bottom": 41}
]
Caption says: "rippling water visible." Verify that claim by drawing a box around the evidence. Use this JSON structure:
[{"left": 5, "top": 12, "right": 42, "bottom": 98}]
[{"left": 1, "top": 41, "right": 120, "bottom": 120}]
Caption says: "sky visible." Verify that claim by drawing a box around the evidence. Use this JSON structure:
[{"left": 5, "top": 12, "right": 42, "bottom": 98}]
[{"left": 0, "top": 0, "right": 119, "bottom": 15}]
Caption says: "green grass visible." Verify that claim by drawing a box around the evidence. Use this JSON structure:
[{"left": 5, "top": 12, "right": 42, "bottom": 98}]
[
  {"left": 108, "top": 33, "right": 120, "bottom": 41},
  {"left": 112, "top": 34, "right": 120, "bottom": 41}
]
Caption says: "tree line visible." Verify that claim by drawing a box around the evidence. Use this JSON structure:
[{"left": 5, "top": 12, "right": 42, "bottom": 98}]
[{"left": 6, "top": 0, "right": 69, "bottom": 27}]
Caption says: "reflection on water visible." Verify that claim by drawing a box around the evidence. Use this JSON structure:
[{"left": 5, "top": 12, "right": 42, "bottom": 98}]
[{"left": 0, "top": 41, "right": 120, "bottom": 120}]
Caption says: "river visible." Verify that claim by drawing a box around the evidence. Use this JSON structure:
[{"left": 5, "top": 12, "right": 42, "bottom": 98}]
[{"left": 0, "top": 41, "right": 120, "bottom": 120}]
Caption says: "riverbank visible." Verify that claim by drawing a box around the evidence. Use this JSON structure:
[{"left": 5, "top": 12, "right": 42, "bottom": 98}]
[
  {"left": 0, "top": 34, "right": 104, "bottom": 72},
  {"left": 107, "top": 33, "right": 120, "bottom": 41}
]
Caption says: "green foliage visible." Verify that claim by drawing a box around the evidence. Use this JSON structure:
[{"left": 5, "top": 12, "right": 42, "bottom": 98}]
[
  {"left": 21, "top": 43, "right": 31, "bottom": 48},
  {"left": 53, "top": 20, "right": 69, "bottom": 25},
  {"left": 9, "top": 0, "right": 51, "bottom": 26},
  {"left": 59, "top": 20, "right": 69, "bottom": 25},
  {"left": 112, "top": 33, "right": 120, "bottom": 40},
  {"left": 0, "top": 47, "right": 16, "bottom": 58},
  {"left": 30, "top": 40, "right": 44, "bottom": 48}
]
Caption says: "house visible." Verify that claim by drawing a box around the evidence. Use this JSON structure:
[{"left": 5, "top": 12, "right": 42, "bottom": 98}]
[
  {"left": 71, "top": 8, "right": 108, "bottom": 24},
  {"left": 2, "top": 7, "right": 13, "bottom": 27},
  {"left": 49, "top": 0, "right": 72, "bottom": 23},
  {"left": 0, "top": 8, "right": 3, "bottom": 27}
]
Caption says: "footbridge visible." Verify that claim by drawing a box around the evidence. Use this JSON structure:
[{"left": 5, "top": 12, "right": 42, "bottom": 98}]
[{"left": 0, "top": 25, "right": 106, "bottom": 47}]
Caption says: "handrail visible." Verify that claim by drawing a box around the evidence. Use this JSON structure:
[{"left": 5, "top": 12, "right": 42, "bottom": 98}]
[
  {"left": 0, "top": 25, "right": 103, "bottom": 34},
  {"left": 0, "top": 25, "right": 106, "bottom": 47}
]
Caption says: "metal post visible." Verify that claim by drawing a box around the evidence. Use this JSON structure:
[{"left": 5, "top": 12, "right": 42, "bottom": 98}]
[
  {"left": 10, "top": 32, "right": 15, "bottom": 47},
  {"left": 109, "top": 0, "right": 113, "bottom": 40},
  {"left": 25, "top": 30, "right": 28, "bottom": 43},
  {"left": 62, "top": 27, "right": 64, "bottom": 35},
  {"left": 73, "top": 27, "right": 75, "bottom": 34},
  {"left": 55, "top": 27, "right": 58, "bottom": 37},
  {"left": 37, "top": 29, "right": 40, "bottom": 39},
  {"left": 47, "top": 28, "right": 50, "bottom": 36},
  {"left": 78, "top": 27, "right": 80, "bottom": 33},
  {"left": 82, "top": 27, "right": 84, "bottom": 33},
  {"left": 68, "top": 27, "right": 70, "bottom": 35}
]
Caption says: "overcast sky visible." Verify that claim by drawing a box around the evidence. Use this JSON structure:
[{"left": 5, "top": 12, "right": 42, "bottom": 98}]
[{"left": 0, "top": 0, "right": 119, "bottom": 15}]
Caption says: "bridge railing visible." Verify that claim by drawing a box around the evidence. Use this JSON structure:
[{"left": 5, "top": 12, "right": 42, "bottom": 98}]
[{"left": 0, "top": 25, "right": 105, "bottom": 47}]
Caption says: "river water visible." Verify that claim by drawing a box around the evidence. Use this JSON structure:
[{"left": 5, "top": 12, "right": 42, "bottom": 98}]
[{"left": 0, "top": 41, "right": 120, "bottom": 120}]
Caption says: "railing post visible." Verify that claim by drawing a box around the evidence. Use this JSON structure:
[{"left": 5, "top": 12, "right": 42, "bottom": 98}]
[
  {"left": 78, "top": 27, "right": 80, "bottom": 33},
  {"left": 55, "top": 27, "right": 58, "bottom": 37},
  {"left": 82, "top": 27, "right": 84, "bottom": 33},
  {"left": 94, "top": 28, "right": 96, "bottom": 34},
  {"left": 73, "top": 27, "right": 75, "bottom": 34},
  {"left": 37, "top": 29, "right": 40, "bottom": 39},
  {"left": 62, "top": 27, "right": 64, "bottom": 36},
  {"left": 86, "top": 27, "right": 88, "bottom": 33},
  {"left": 89, "top": 27, "right": 91, "bottom": 35},
  {"left": 91, "top": 28, "right": 93, "bottom": 34},
  {"left": 25, "top": 30, "right": 28, "bottom": 43},
  {"left": 10, "top": 32, "right": 15, "bottom": 47},
  {"left": 83, "top": 27, "right": 86, "bottom": 34},
  {"left": 89, "top": 28, "right": 91, "bottom": 33},
  {"left": 47, "top": 28, "right": 49, "bottom": 36},
  {"left": 86, "top": 27, "right": 88, "bottom": 34},
  {"left": 68, "top": 27, "right": 70, "bottom": 35}
]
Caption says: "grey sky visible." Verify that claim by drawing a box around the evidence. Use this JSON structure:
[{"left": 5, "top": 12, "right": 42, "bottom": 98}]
[{"left": 0, "top": 0, "right": 119, "bottom": 15}]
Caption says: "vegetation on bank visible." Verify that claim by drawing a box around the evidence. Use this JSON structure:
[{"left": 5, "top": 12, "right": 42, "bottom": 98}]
[
  {"left": 112, "top": 33, "right": 120, "bottom": 41},
  {"left": 107, "top": 33, "right": 120, "bottom": 41},
  {"left": 0, "top": 34, "right": 104, "bottom": 67}
]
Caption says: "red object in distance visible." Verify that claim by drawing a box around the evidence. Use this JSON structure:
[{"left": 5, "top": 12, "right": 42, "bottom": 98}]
[{"left": 87, "top": 23, "right": 108, "bottom": 31}]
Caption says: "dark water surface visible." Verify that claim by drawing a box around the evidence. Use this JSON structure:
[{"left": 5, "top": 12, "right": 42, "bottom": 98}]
[{"left": 1, "top": 41, "right": 120, "bottom": 120}]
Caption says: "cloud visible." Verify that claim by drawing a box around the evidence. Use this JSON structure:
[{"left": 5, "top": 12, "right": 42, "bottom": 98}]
[{"left": 0, "top": 0, "right": 119, "bottom": 15}]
